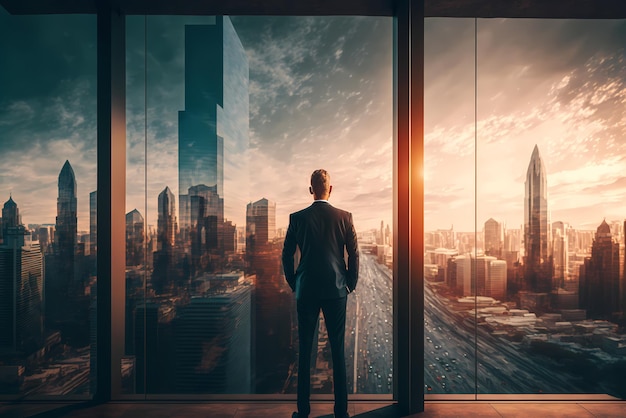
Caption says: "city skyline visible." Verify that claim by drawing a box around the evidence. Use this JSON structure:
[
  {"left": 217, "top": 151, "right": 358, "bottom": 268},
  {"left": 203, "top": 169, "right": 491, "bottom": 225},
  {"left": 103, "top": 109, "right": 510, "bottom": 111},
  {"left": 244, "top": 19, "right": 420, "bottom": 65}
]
[
  {"left": 425, "top": 18, "right": 626, "bottom": 232},
  {"left": 1, "top": 11, "right": 625, "bottom": 399},
  {"left": 2, "top": 15, "right": 625, "bottom": 235},
  {"left": 0, "top": 13, "right": 392, "bottom": 232}
]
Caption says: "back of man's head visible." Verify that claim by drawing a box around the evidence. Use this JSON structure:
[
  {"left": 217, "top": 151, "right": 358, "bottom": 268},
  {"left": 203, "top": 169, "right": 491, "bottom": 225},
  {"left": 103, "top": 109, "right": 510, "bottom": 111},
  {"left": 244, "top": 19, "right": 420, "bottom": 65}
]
[{"left": 310, "top": 169, "right": 331, "bottom": 199}]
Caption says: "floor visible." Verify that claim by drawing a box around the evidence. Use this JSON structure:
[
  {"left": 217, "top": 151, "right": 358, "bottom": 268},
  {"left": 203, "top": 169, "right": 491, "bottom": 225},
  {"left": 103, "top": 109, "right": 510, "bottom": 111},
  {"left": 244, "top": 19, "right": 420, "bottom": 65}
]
[{"left": 2, "top": 400, "right": 626, "bottom": 418}]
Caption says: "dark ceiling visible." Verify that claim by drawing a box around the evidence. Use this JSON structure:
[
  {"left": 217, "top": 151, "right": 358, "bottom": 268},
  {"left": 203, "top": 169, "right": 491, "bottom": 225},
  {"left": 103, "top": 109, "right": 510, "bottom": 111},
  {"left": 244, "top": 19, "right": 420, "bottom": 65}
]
[{"left": 1, "top": 0, "right": 626, "bottom": 17}]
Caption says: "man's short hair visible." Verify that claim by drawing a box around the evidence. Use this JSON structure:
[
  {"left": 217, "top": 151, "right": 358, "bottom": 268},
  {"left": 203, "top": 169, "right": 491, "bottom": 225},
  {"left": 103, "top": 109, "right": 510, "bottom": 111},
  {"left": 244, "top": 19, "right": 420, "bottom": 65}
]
[{"left": 310, "top": 169, "right": 330, "bottom": 197}]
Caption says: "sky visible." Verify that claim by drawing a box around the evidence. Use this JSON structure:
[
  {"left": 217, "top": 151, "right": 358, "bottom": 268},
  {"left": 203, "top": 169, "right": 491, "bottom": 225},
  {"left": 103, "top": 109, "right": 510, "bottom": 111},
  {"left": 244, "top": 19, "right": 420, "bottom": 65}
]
[
  {"left": 1, "top": 11, "right": 625, "bottom": 236},
  {"left": 425, "top": 18, "right": 626, "bottom": 232},
  {"left": 0, "top": 11, "right": 393, "bottom": 233}
]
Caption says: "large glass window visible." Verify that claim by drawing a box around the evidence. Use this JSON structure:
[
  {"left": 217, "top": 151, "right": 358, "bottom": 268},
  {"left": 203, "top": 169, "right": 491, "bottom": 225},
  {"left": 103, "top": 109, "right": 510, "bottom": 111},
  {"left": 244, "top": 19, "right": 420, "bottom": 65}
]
[
  {"left": 0, "top": 8, "right": 97, "bottom": 398},
  {"left": 123, "top": 15, "right": 393, "bottom": 396},
  {"left": 425, "top": 18, "right": 626, "bottom": 399}
]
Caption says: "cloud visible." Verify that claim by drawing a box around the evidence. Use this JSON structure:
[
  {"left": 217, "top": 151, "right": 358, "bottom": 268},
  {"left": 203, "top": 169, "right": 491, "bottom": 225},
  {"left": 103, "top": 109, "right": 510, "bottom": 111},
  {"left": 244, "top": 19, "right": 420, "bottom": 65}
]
[
  {"left": 2, "top": 15, "right": 394, "bottom": 233},
  {"left": 425, "top": 18, "right": 626, "bottom": 231}
]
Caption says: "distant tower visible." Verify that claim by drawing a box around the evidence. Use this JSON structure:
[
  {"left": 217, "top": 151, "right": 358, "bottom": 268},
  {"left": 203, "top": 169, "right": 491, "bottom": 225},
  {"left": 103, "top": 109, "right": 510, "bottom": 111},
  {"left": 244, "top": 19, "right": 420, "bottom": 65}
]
[
  {"left": 178, "top": 17, "right": 250, "bottom": 242},
  {"left": 580, "top": 220, "right": 620, "bottom": 319},
  {"left": 552, "top": 221, "right": 568, "bottom": 289},
  {"left": 152, "top": 187, "right": 178, "bottom": 295},
  {"left": 523, "top": 145, "right": 552, "bottom": 293},
  {"left": 125, "top": 209, "right": 144, "bottom": 267},
  {"left": 188, "top": 184, "right": 224, "bottom": 271},
  {"left": 484, "top": 218, "right": 503, "bottom": 258},
  {"left": 157, "top": 187, "right": 177, "bottom": 251},
  {"left": 89, "top": 191, "right": 97, "bottom": 256},
  {"left": 246, "top": 198, "right": 276, "bottom": 252},
  {"left": 2, "top": 196, "right": 20, "bottom": 241},
  {"left": 56, "top": 160, "right": 77, "bottom": 257},
  {"left": 0, "top": 199, "right": 44, "bottom": 353},
  {"left": 48, "top": 160, "right": 78, "bottom": 319}
]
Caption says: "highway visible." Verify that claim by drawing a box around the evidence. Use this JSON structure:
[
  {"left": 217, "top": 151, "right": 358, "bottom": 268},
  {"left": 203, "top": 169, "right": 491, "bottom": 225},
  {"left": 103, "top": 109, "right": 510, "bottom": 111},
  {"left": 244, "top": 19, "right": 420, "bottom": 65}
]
[
  {"left": 423, "top": 282, "right": 591, "bottom": 394},
  {"left": 345, "top": 252, "right": 393, "bottom": 394},
  {"left": 345, "top": 252, "right": 593, "bottom": 395}
]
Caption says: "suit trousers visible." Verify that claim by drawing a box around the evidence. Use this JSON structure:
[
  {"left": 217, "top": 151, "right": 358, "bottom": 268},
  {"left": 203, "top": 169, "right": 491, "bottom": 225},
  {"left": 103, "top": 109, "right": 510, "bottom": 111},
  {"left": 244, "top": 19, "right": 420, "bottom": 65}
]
[{"left": 296, "top": 296, "right": 348, "bottom": 418}]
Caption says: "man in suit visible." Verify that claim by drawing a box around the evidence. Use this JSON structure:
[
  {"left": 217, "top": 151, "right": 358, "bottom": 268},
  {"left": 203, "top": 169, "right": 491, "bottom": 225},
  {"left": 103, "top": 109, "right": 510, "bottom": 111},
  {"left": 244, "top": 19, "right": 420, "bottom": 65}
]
[{"left": 282, "top": 169, "right": 359, "bottom": 418}]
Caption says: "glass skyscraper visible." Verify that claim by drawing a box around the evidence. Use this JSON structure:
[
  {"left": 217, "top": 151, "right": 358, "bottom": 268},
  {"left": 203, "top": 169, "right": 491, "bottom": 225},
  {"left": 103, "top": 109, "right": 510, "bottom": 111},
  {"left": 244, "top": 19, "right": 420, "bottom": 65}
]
[
  {"left": 178, "top": 16, "right": 249, "bottom": 242},
  {"left": 0, "top": 198, "right": 44, "bottom": 354},
  {"left": 246, "top": 198, "right": 276, "bottom": 251},
  {"left": 56, "top": 160, "right": 77, "bottom": 258},
  {"left": 524, "top": 145, "right": 551, "bottom": 293}
]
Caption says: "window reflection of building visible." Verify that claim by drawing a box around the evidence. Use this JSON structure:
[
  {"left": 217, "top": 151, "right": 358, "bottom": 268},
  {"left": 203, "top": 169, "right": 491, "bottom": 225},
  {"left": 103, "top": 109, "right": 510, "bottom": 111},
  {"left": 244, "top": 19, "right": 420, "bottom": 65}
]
[
  {"left": 89, "top": 191, "right": 97, "bottom": 256},
  {"left": 152, "top": 187, "right": 177, "bottom": 295},
  {"left": 245, "top": 198, "right": 294, "bottom": 392},
  {"left": 174, "top": 273, "right": 252, "bottom": 394},
  {"left": 0, "top": 216, "right": 44, "bottom": 354},
  {"left": 246, "top": 198, "right": 276, "bottom": 252},
  {"left": 178, "top": 17, "right": 249, "bottom": 252},
  {"left": 125, "top": 209, "right": 144, "bottom": 267}
]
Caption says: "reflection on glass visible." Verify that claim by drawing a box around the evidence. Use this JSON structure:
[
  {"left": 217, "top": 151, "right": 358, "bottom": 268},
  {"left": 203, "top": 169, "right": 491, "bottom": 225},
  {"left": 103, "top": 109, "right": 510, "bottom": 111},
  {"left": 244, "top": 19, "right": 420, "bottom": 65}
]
[
  {"left": 0, "top": 10, "right": 97, "bottom": 397},
  {"left": 425, "top": 18, "right": 626, "bottom": 398},
  {"left": 125, "top": 16, "right": 393, "bottom": 395}
]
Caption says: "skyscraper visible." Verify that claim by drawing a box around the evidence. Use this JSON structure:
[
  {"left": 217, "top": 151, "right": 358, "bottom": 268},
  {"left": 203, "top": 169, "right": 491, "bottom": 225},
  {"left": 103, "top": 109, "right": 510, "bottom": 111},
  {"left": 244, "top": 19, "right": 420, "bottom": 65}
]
[
  {"left": 56, "top": 160, "right": 77, "bottom": 258},
  {"left": 1, "top": 195, "right": 20, "bottom": 241},
  {"left": 157, "top": 186, "right": 177, "bottom": 251},
  {"left": 523, "top": 145, "right": 552, "bottom": 293},
  {"left": 188, "top": 184, "right": 223, "bottom": 271},
  {"left": 245, "top": 197, "right": 291, "bottom": 391},
  {"left": 178, "top": 17, "right": 249, "bottom": 242},
  {"left": 48, "top": 161, "right": 78, "bottom": 325},
  {"left": 484, "top": 218, "right": 503, "bottom": 258},
  {"left": 153, "top": 187, "right": 178, "bottom": 294},
  {"left": 89, "top": 190, "right": 97, "bottom": 256},
  {"left": 580, "top": 220, "right": 620, "bottom": 319},
  {"left": 174, "top": 273, "right": 252, "bottom": 393},
  {"left": 245, "top": 198, "right": 276, "bottom": 251},
  {"left": 125, "top": 209, "right": 144, "bottom": 267},
  {"left": 0, "top": 204, "right": 44, "bottom": 353},
  {"left": 552, "top": 221, "right": 568, "bottom": 289}
]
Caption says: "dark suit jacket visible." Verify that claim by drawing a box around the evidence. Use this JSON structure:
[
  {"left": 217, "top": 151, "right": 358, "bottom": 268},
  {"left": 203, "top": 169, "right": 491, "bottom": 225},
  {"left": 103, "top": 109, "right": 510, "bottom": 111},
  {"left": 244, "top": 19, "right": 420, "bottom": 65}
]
[{"left": 282, "top": 200, "right": 359, "bottom": 300}]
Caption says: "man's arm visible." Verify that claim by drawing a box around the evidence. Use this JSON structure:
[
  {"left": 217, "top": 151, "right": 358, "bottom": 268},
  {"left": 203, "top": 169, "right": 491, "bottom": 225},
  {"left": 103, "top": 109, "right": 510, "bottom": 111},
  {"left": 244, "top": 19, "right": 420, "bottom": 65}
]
[
  {"left": 346, "top": 213, "right": 359, "bottom": 292},
  {"left": 281, "top": 214, "right": 297, "bottom": 292}
]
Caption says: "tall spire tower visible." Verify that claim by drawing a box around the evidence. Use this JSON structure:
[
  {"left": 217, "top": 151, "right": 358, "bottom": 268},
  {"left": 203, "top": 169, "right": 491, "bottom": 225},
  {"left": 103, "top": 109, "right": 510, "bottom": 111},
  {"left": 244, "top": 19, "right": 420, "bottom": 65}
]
[
  {"left": 523, "top": 145, "right": 552, "bottom": 292},
  {"left": 157, "top": 186, "right": 177, "bottom": 251},
  {"left": 56, "top": 160, "right": 77, "bottom": 257}
]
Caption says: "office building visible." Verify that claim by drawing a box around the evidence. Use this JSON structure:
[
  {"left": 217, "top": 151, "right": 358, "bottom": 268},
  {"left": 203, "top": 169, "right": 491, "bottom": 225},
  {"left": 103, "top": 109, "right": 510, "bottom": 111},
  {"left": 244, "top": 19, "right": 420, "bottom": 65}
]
[
  {"left": 1, "top": 196, "right": 20, "bottom": 241},
  {"left": 56, "top": 160, "right": 77, "bottom": 258},
  {"left": 484, "top": 218, "right": 503, "bottom": 258},
  {"left": 125, "top": 209, "right": 144, "bottom": 267},
  {"left": 0, "top": 223, "right": 44, "bottom": 353},
  {"left": 178, "top": 17, "right": 249, "bottom": 242},
  {"left": 246, "top": 198, "right": 276, "bottom": 251},
  {"left": 523, "top": 145, "right": 552, "bottom": 293},
  {"left": 152, "top": 187, "right": 178, "bottom": 294},
  {"left": 174, "top": 273, "right": 252, "bottom": 393},
  {"left": 552, "top": 221, "right": 568, "bottom": 289},
  {"left": 90, "top": 191, "right": 97, "bottom": 256},
  {"left": 580, "top": 220, "right": 620, "bottom": 319}
]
